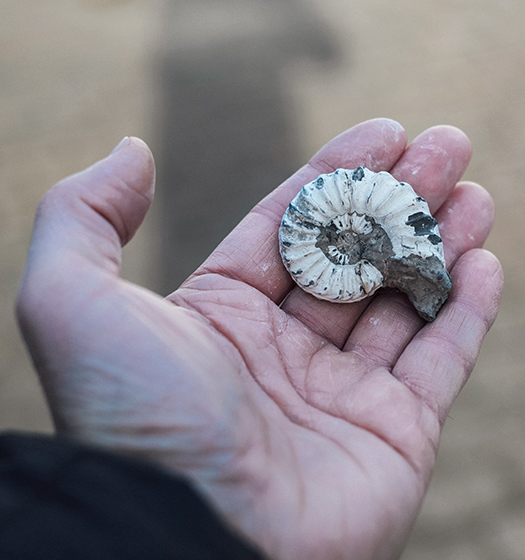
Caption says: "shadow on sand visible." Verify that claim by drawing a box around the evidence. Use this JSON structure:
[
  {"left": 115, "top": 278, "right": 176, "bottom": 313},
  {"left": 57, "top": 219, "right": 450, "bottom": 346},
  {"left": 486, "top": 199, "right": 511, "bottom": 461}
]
[{"left": 154, "top": 0, "right": 340, "bottom": 294}]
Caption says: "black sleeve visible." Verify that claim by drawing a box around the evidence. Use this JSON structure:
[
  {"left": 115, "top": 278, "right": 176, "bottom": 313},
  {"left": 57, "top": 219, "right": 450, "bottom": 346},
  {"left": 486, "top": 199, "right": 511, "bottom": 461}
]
[{"left": 0, "top": 432, "right": 265, "bottom": 560}]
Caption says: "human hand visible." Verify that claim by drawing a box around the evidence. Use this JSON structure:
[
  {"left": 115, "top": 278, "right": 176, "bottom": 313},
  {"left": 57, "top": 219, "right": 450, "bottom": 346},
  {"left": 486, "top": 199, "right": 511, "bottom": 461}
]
[{"left": 17, "top": 120, "right": 503, "bottom": 560}]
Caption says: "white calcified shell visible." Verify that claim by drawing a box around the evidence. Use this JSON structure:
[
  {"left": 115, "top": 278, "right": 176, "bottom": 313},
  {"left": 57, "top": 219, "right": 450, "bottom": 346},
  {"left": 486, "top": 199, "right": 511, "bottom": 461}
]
[{"left": 279, "top": 167, "right": 451, "bottom": 321}]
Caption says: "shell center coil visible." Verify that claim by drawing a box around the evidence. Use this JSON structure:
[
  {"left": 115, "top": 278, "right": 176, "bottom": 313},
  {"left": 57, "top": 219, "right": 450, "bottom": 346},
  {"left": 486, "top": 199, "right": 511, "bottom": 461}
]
[{"left": 315, "top": 212, "right": 394, "bottom": 271}]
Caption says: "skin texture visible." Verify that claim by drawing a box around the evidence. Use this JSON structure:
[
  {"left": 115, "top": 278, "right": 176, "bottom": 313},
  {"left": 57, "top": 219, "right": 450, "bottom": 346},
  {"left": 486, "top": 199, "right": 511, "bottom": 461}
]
[{"left": 17, "top": 120, "right": 503, "bottom": 559}]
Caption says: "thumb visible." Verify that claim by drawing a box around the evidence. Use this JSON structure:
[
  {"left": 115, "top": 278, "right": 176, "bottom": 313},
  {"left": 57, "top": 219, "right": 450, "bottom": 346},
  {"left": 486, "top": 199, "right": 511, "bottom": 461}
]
[
  {"left": 16, "top": 137, "right": 155, "bottom": 344},
  {"left": 23, "top": 136, "right": 155, "bottom": 276}
]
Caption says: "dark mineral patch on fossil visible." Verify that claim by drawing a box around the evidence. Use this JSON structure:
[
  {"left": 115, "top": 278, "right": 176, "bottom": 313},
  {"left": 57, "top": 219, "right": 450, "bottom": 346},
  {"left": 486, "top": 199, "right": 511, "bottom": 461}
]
[
  {"left": 287, "top": 203, "right": 320, "bottom": 230},
  {"left": 383, "top": 254, "right": 452, "bottom": 322},
  {"left": 352, "top": 167, "right": 365, "bottom": 181},
  {"left": 406, "top": 212, "right": 438, "bottom": 237}
]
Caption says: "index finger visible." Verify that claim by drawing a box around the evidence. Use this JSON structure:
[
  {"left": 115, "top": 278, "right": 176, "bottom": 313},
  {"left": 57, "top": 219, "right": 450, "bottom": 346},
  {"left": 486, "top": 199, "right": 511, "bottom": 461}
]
[{"left": 187, "top": 118, "right": 407, "bottom": 303}]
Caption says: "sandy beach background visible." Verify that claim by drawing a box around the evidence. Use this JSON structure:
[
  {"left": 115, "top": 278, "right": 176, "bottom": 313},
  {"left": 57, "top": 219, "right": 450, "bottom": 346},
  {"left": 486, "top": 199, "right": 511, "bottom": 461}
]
[{"left": 2, "top": 1, "right": 525, "bottom": 558}]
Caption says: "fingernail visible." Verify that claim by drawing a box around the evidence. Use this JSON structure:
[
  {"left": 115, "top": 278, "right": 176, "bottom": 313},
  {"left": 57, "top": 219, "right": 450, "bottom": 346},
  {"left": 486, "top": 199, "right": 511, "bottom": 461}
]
[{"left": 110, "top": 137, "right": 130, "bottom": 155}]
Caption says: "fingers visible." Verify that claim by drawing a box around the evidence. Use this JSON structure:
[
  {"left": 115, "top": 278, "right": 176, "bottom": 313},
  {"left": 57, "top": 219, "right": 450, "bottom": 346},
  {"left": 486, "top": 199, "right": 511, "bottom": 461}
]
[
  {"left": 342, "top": 181, "right": 495, "bottom": 362},
  {"left": 393, "top": 249, "right": 503, "bottom": 425},
  {"left": 435, "top": 181, "right": 495, "bottom": 267},
  {"left": 389, "top": 125, "right": 472, "bottom": 212},
  {"left": 186, "top": 118, "right": 407, "bottom": 303},
  {"left": 281, "top": 125, "right": 473, "bottom": 348}
]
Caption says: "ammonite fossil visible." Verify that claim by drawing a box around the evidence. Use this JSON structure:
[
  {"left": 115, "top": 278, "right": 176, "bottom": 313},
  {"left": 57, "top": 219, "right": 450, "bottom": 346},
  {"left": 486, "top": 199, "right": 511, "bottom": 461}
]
[{"left": 279, "top": 166, "right": 451, "bottom": 321}]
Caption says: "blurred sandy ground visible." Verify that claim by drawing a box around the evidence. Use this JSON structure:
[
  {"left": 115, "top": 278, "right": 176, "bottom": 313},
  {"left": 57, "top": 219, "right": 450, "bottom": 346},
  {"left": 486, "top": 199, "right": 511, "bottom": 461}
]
[{"left": 1, "top": 0, "right": 525, "bottom": 558}]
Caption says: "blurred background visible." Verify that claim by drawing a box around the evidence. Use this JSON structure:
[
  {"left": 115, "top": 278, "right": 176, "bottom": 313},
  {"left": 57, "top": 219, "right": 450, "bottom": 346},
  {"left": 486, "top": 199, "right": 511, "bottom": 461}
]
[{"left": 1, "top": 0, "right": 524, "bottom": 558}]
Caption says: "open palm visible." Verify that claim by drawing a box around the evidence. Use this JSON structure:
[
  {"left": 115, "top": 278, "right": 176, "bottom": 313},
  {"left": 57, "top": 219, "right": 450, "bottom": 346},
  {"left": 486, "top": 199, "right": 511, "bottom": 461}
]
[{"left": 17, "top": 120, "right": 503, "bottom": 560}]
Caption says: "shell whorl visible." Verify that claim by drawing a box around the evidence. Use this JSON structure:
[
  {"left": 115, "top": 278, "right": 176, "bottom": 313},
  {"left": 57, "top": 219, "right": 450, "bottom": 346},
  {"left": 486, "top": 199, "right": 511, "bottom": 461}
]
[{"left": 279, "top": 167, "right": 451, "bottom": 321}]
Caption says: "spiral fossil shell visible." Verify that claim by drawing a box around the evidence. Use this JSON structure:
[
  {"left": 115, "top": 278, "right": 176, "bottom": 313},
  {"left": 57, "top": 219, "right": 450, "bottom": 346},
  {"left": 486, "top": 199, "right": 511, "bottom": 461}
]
[{"left": 279, "top": 166, "right": 451, "bottom": 321}]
